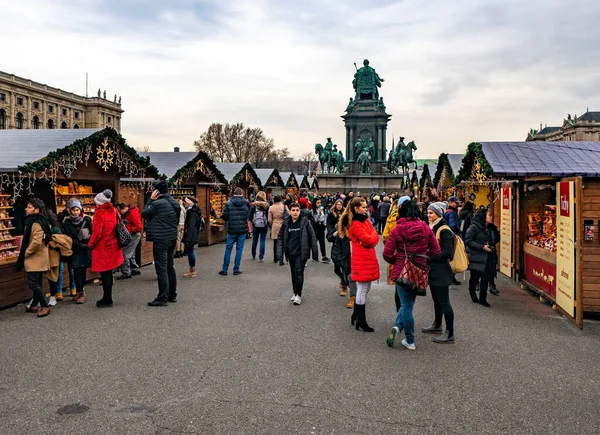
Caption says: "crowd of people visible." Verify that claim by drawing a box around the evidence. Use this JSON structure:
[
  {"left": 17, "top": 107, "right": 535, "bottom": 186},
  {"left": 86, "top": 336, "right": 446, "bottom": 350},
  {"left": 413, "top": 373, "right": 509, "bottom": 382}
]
[{"left": 17, "top": 181, "right": 501, "bottom": 352}]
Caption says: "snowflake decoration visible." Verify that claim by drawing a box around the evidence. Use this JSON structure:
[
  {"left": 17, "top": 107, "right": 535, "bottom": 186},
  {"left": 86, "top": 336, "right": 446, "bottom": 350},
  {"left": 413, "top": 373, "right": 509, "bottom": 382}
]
[{"left": 96, "top": 138, "right": 114, "bottom": 171}]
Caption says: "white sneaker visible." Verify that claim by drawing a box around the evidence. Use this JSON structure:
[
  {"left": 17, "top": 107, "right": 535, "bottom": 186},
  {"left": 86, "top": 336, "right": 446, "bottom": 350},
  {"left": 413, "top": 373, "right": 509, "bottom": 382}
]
[
  {"left": 401, "top": 339, "right": 416, "bottom": 351},
  {"left": 291, "top": 294, "right": 296, "bottom": 301},
  {"left": 48, "top": 296, "right": 57, "bottom": 307},
  {"left": 26, "top": 298, "right": 34, "bottom": 309},
  {"left": 293, "top": 295, "right": 302, "bottom": 305}
]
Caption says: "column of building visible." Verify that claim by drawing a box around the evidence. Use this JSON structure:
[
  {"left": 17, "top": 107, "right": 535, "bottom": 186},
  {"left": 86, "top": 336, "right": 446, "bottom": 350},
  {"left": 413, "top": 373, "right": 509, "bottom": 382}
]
[{"left": 8, "top": 91, "right": 15, "bottom": 129}]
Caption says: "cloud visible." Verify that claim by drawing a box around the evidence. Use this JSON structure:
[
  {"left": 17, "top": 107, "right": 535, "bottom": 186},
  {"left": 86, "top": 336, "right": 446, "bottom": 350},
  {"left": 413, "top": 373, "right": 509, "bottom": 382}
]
[{"left": 2, "top": 0, "right": 600, "bottom": 159}]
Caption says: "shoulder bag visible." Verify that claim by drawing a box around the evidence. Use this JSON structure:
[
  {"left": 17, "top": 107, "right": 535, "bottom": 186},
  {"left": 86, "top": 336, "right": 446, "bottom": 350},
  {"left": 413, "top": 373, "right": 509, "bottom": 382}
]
[{"left": 395, "top": 238, "right": 429, "bottom": 296}]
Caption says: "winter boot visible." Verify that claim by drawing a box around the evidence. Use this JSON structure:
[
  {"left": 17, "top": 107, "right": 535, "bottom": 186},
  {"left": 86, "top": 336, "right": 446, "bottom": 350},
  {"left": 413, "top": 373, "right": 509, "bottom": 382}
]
[
  {"left": 339, "top": 285, "right": 348, "bottom": 297},
  {"left": 174, "top": 251, "right": 182, "bottom": 259},
  {"left": 183, "top": 267, "right": 196, "bottom": 278},
  {"left": 346, "top": 295, "right": 355, "bottom": 309},
  {"left": 354, "top": 304, "right": 374, "bottom": 332},
  {"left": 351, "top": 304, "right": 356, "bottom": 326},
  {"left": 469, "top": 288, "right": 479, "bottom": 303},
  {"left": 421, "top": 321, "right": 443, "bottom": 334},
  {"left": 433, "top": 330, "right": 455, "bottom": 344},
  {"left": 75, "top": 292, "right": 86, "bottom": 304}
]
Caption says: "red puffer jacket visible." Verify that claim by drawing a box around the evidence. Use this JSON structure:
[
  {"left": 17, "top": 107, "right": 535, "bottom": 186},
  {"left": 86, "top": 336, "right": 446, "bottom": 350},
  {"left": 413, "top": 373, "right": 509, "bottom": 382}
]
[
  {"left": 88, "top": 203, "right": 124, "bottom": 272},
  {"left": 383, "top": 217, "right": 440, "bottom": 282},
  {"left": 123, "top": 206, "right": 143, "bottom": 234},
  {"left": 347, "top": 215, "right": 380, "bottom": 282}
]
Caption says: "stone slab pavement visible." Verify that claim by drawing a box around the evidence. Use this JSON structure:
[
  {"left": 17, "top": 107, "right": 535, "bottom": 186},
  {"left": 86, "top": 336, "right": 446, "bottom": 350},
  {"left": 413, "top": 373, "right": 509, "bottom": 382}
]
[{"left": 1, "top": 240, "right": 599, "bottom": 435}]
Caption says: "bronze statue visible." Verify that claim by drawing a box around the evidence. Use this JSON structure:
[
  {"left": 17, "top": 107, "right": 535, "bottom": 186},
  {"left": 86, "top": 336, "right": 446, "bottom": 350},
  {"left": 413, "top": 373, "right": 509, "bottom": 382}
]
[
  {"left": 378, "top": 97, "right": 386, "bottom": 112},
  {"left": 352, "top": 59, "right": 384, "bottom": 100},
  {"left": 346, "top": 97, "right": 356, "bottom": 112},
  {"left": 103, "top": 90, "right": 107, "bottom": 99},
  {"left": 97, "top": 89, "right": 101, "bottom": 98}
]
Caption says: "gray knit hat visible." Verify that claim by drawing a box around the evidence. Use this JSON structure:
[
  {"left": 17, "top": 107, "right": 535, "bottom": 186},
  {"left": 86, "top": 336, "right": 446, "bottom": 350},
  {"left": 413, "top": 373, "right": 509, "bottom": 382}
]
[
  {"left": 428, "top": 201, "right": 447, "bottom": 218},
  {"left": 94, "top": 189, "right": 113, "bottom": 206},
  {"left": 67, "top": 198, "right": 83, "bottom": 210}
]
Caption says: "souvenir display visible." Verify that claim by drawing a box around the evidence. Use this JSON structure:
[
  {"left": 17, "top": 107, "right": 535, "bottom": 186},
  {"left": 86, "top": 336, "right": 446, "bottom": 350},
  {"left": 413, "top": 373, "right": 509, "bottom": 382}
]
[
  {"left": 526, "top": 206, "right": 557, "bottom": 252},
  {"left": 54, "top": 185, "right": 97, "bottom": 215},
  {"left": 0, "top": 192, "right": 18, "bottom": 264}
]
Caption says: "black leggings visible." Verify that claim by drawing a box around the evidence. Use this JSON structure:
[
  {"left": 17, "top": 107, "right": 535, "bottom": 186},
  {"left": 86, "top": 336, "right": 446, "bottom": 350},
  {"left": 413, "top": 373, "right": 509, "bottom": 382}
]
[
  {"left": 314, "top": 228, "right": 326, "bottom": 259},
  {"left": 73, "top": 267, "right": 88, "bottom": 294},
  {"left": 334, "top": 264, "right": 348, "bottom": 286},
  {"left": 100, "top": 270, "right": 113, "bottom": 302},
  {"left": 49, "top": 279, "right": 58, "bottom": 296},
  {"left": 469, "top": 269, "right": 488, "bottom": 303},
  {"left": 430, "top": 285, "right": 454, "bottom": 334}
]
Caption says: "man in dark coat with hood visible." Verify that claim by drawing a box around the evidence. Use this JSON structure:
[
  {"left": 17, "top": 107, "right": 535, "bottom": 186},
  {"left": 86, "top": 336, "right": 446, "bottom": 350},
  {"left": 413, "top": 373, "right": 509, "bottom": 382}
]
[
  {"left": 143, "top": 179, "right": 181, "bottom": 306},
  {"left": 219, "top": 187, "right": 250, "bottom": 276}
]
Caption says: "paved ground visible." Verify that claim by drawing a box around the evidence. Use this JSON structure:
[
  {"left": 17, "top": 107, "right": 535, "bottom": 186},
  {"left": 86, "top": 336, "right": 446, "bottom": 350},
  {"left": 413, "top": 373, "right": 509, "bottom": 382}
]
[{"left": 1, "top": 240, "right": 599, "bottom": 435}]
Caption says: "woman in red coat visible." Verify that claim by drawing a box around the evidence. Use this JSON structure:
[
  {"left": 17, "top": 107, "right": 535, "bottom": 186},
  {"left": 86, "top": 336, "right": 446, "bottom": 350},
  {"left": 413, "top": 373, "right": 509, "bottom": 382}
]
[
  {"left": 88, "top": 189, "right": 123, "bottom": 307},
  {"left": 338, "top": 197, "right": 380, "bottom": 332}
]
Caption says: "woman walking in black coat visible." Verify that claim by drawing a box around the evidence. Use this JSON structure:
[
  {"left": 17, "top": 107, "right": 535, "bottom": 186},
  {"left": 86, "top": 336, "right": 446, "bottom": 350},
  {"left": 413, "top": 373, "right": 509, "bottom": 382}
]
[
  {"left": 422, "top": 202, "right": 455, "bottom": 343},
  {"left": 485, "top": 210, "right": 501, "bottom": 295},
  {"left": 465, "top": 208, "right": 491, "bottom": 307},
  {"left": 182, "top": 197, "right": 203, "bottom": 278}
]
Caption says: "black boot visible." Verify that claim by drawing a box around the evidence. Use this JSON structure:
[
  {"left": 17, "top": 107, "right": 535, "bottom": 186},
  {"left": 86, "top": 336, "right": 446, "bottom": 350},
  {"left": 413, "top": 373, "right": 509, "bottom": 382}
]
[
  {"left": 96, "top": 287, "right": 113, "bottom": 307},
  {"left": 421, "top": 321, "right": 443, "bottom": 334},
  {"left": 354, "top": 304, "right": 374, "bottom": 332},
  {"left": 433, "top": 330, "right": 455, "bottom": 344},
  {"left": 469, "top": 289, "right": 479, "bottom": 303},
  {"left": 174, "top": 251, "right": 181, "bottom": 259},
  {"left": 351, "top": 306, "right": 356, "bottom": 326}
]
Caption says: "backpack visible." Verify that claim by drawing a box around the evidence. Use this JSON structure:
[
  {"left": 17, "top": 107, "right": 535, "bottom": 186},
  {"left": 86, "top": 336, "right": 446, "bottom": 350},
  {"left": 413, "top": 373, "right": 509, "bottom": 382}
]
[
  {"left": 436, "top": 225, "right": 469, "bottom": 273},
  {"left": 253, "top": 208, "right": 267, "bottom": 228}
]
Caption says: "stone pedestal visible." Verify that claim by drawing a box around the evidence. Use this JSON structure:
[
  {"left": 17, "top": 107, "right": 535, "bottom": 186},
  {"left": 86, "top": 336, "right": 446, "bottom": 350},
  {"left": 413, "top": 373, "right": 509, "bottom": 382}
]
[{"left": 316, "top": 174, "right": 406, "bottom": 193}]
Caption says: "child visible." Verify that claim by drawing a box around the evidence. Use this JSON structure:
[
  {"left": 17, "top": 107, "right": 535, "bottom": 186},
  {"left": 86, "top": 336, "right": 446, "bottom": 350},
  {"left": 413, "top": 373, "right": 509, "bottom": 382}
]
[{"left": 276, "top": 202, "right": 318, "bottom": 305}]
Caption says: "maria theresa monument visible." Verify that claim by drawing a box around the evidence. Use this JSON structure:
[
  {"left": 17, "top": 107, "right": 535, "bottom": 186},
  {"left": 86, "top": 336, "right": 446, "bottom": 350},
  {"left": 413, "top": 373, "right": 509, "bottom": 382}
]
[{"left": 315, "top": 59, "right": 417, "bottom": 190}]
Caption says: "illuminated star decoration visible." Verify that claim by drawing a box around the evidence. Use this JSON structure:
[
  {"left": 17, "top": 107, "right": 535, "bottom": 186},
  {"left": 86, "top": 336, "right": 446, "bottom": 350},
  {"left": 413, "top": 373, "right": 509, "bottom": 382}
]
[{"left": 96, "top": 138, "right": 114, "bottom": 171}]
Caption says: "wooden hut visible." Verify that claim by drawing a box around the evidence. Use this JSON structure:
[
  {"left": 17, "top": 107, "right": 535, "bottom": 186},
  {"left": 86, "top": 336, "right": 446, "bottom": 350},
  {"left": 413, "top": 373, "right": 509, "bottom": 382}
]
[{"left": 433, "top": 153, "right": 463, "bottom": 200}]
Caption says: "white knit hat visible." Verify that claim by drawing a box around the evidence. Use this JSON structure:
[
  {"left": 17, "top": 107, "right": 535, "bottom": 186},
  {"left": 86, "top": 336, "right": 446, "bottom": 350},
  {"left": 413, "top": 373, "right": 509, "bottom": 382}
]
[{"left": 94, "top": 189, "right": 113, "bottom": 205}]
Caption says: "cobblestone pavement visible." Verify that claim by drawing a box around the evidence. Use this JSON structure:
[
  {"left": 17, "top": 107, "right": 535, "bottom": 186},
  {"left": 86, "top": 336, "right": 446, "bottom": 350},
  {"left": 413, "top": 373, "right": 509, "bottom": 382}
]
[{"left": 1, "top": 241, "right": 599, "bottom": 434}]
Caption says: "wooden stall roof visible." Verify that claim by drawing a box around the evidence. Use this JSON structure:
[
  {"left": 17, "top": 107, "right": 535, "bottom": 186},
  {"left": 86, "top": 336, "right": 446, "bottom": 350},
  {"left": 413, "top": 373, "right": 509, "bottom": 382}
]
[
  {"left": 0, "top": 127, "right": 160, "bottom": 178},
  {"left": 254, "top": 168, "right": 285, "bottom": 188},
  {"left": 221, "top": 162, "right": 262, "bottom": 187},
  {"left": 433, "top": 153, "right": 463, "bottom": 186},
  {"left": 279, "top": 172, "right": 292, "bottom": 186},
  {"left": 457, "top": 141, "right": 600, "bottom": 182},
  {"left": 311, "top": 178, "right": 319, "bottom": 190},
  {"left": 300, "top": 175, "right": 310, "bottom": 189},
  {"left": 141, "top": 151, "right": 227, "bottom": 185},
  {"left": 286, "top": 172, "right": 300, "bottom": 188},
  {"left": 214, "top": 163, "right": 246, "bottom": 183}
]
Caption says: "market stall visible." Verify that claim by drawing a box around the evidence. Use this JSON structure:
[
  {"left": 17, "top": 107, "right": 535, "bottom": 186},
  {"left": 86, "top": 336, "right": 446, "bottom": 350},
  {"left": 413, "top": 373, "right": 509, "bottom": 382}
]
[
  {"left": 310, "top": 177, "right": 320, "bottom": 193},
  {"left": 458, "top": 141, "right": 600, "bottom": 327},
  {"left": 285, "top": 173, "right": 300, "bottom": 199},
  {"left": 0, "top": 128, "right": 159, "bottom": 308},
  {"left": 255, "top": 168, "right": 285, "bottom": 199},
  {"left": 433, "top": 153, "right": 463, "bottom": 201}
]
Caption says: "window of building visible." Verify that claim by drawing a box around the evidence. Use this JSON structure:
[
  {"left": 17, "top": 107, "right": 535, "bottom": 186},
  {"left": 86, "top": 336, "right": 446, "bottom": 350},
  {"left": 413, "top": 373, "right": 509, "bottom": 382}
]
[
  {"left": 32, "top": 116, "right": 39, "bottom": 129},
  {"left": 62, "top": 108, "right": 67, "bottom": 116},
  {"left": 48, "top": 105, "right": 54, "bottom": 113},
  {"left": 47, "top": 119, "right": 54, "bottom": 129},
  {"left": 107, "top": 116, "right": 112, "bottom": 123},
  {"left": 33, "top": 101, "right": 39, "bottom": 109},
  {"left": 73, "top": 124, "right": 79, "bottom": 129},
  {"left": 74, "top": 111, "right": 79, "bottom": 119},
  {"left": 61, "top": 121, "right": 67, "bottom": 129},
  {"left": 0, "top": 109, "right": 5, "bottom": 129},
  {"left": 0, "top": 93, "right": 5, "bottom": 102},
  {"left": 15, "top": 112, "right": 23, "bottom": 129},
  {"left": 17, "top": 97, "right": 23, "bottom": 106}
]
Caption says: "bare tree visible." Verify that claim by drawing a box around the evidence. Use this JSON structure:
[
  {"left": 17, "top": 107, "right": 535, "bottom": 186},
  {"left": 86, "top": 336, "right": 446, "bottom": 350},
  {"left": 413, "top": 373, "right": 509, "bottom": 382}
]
[
  {"left": 134, "top": 145, "right": 152, "bottom": 153},
  {"left": 194, "top": 123, "right": 230, "bottom": 162}
]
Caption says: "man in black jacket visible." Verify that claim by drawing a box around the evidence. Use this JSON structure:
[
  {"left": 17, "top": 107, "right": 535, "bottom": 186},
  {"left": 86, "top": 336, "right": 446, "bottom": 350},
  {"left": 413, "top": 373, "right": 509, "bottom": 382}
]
[
  {"left": 143, "top": 179, "right": 181, "bottom": 306},
  {"left": 219, "top": 187, "right": 250, "bottom": 276}
]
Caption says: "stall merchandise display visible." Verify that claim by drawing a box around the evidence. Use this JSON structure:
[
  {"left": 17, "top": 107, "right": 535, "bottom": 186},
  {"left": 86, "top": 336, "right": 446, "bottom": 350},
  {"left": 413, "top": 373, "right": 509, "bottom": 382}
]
[
  {"left": 54, "top": 184, "right": 97, "bottom": 215},
  {"left": 0, "top": 192, "right": 18, "bottom": 264},
  {"left": 210, "top": 191, "right": 226, "bottom": 216},
  {"left": 526, "top": 206, "right": 557, "bottom": 252},
  {"left": 169, "top": 188, "right": 195, "bottom": 198}
]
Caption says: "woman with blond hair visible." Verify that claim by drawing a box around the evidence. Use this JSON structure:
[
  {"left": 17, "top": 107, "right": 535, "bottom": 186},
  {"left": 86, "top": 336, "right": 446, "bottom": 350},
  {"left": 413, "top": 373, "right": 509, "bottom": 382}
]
[
  {"left": 338, "top": 197, "right": 380, "bottom": 332},
  {"left": 249, "top": 190, "right": 270, "bottom": 262}
]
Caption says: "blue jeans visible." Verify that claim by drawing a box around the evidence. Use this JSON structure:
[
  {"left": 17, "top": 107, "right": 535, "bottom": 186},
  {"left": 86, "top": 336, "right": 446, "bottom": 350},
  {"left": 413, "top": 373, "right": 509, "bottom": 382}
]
[
  {"left": 251, "top": 226, "right": 268, "bottom": 260},
  {"left": 222, "top": 233, "right": 246, "bottom": 273},
  {"left": 395, "top": 283, "right": 417, "bottom": 345},
  {"left": 57, "top": 261, "right": 75, "bottom": 293},
  {"left": 187, "top": 245, "right": 196, "bottom": 267}
]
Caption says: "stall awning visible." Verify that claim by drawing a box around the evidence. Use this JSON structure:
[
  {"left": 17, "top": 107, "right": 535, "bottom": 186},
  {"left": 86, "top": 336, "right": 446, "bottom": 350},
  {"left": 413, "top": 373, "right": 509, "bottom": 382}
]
[
  {"left": 481, "top": 141, "right": 600, "bottom": 177},
  {"left": 0, "top": 128, "right": 101, "bottom": 172},
  {"left": 140, "top": 152, "right": 198, "bottom": 178}
]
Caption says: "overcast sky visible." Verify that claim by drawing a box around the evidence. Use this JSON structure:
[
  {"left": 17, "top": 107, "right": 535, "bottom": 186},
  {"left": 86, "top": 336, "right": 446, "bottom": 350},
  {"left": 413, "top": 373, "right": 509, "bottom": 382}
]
[{"left": 3, "top": 0, "right": 600, "bottom": 158}]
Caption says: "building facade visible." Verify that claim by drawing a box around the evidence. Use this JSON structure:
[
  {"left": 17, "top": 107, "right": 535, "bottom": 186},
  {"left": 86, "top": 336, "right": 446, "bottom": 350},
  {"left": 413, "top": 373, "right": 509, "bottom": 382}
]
[
  {"left": 527, "top": 111, "right": 600, "bottom": 141},
  {"left": 0, "top": 71, "right": 123, "bottom": 131}
]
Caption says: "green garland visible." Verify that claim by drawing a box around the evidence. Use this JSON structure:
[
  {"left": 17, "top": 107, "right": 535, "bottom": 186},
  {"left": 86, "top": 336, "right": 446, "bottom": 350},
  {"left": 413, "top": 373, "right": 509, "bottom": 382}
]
[
  {"left": 455, "top": 142, "right": 494, "bottom": 184},
  {"left": 18, "top": 127, "right": 160, "bottom": 178},
  {"left": 230, "top": 163, "right": 261, "bottom": 187},
  {"left": 286, "top": 173, "right": 299, "bottom": 188},
  {"left": 433, "top": 153, "right": 456, "bottom": 187},
  {"left": 300, "top": 175, "right": 310, "bottom": 189},
  {"left": 169, "top": 151, "right": 228, "bottom": 186},
  {"left": 311, "top": 178, "right": 319, "bottom": 190},
  {"left": 420, "top": 164, "right": 432, "bottom": 190},
  {"left": 410, "top": 169, "right": 418, "bottom": 186}
]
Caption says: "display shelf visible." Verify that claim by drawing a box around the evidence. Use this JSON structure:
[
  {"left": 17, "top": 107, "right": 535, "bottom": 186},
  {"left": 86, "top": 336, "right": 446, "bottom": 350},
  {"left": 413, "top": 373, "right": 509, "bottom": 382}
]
[
  {"left": 0, "top": 194, "right": 11, "bottom": 198},
  {"left": 55, "top": 193, "right": 95, "bottom": 196},
  {"left": 0, "top": 246, "right": 17, "bottom": 252},
  {"left": 0, "top": 207, "right": 12, "bottom": 210},
  {"left": 0, "top": 217, "right": 12, "bottom": 221},
  {"left": 0, "top": 237, "right": 16, "bottom": 242}
]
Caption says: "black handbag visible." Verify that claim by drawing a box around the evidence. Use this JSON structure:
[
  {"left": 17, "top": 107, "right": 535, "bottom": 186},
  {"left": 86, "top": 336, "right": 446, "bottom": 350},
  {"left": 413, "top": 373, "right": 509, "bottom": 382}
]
[{"left": 115, "top": 212, "right": 132, "bottom": 248}]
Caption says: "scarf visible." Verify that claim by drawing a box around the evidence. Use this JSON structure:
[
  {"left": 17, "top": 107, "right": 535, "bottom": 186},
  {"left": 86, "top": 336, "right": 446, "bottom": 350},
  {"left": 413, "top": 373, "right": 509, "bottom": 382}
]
[
  {"left": 67, "top": 213, "right": 85, "bottom": 226},
  {"left": 16, "top": 213, "right": 51, "bottom": 272},
  {"left": 429, "top": 217, "right": 442, "bottom": 230},
  {"left": 352, "top": 213, "right": 368, "bottom": 222}
]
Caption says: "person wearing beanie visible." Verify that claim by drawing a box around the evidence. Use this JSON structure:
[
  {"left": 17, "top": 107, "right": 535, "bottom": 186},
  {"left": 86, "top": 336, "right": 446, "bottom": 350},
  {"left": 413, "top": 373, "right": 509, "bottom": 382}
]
[
  {"left": 62, "top": 198, "right": 93, "bottom": 304},
  {"left": 88, "top": 189, "right": 123, "bottom": 307},
  {"left": 143, "top": 180, "right": 181, "bottom": 305},
  {"left": 465, "top": 208, "right": 491, "bottom": 307},
  {"left": 219, "top": 187, "right": 250, "bottom": 276},
  {"left": 423, "top": 202, "right": 456, "bottom": 343},
  {"left": 116, "top": 202, "right": 143, "bottom": 280}
]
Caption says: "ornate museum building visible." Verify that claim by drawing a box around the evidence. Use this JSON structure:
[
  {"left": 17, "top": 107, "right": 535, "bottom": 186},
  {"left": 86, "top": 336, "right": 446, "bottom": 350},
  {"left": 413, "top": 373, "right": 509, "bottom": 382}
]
[
  {"left": 526, "top": 110, "right": 600, "bottom": 141},
  {"left": 0, "top": 71, "right": 123, "bottom": 131}
]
